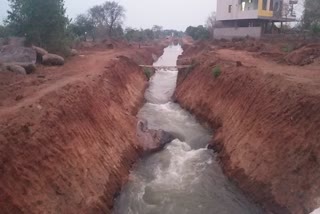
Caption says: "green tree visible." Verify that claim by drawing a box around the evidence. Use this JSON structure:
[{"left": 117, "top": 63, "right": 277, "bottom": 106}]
[
  {"left": 0, "top": 25, "right": 9, "bottom": 38},
  {"left": 6, "top": 0, "right": 69, "bottom": 52},
  {"left": 302, "top": 0, "right": 320, "bottom": 34},
  {"left": 152, "top": 25, "right": 163, "bottom": 39},
  {"left": 124, "top": 28, "right": 158, "bottom": 42},
  {"left": 88, "top": 1, "right": 125, "bottom": 39},
  {"left": 206, "top": 12, "right": 218, "bottom": 40},
  {"left": 185, "top": 25, "right": 210, "bottom": 40},
  {"left": 69, "top": 14, "right": 95, "bottom": 40},
  {"left": 104, "top": 1, "right": 125, "bottom": 36}
]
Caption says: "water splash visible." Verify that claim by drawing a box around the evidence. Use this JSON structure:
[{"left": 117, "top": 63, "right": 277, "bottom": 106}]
[{"left": 113, "top": 45, "right": 263, "bottom": 214}]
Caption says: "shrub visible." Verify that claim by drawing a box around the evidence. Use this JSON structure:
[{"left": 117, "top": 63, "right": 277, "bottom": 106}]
[
  {"left": 212, "top": 65, "right": 221, "bottom": 78},
  {"left": 144, "top": 68, "right": 152, "bottom": 80},
  {"left": 281, "top": 43, "right": 294, "bottom": 53}
]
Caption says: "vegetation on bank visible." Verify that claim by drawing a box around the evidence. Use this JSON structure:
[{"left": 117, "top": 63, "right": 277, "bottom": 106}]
[
  {"left": 212, "top": 66, "right": 221, "bottom": 78},
  {"left": 143, "top": 68, "right": 152, "bottom": 81}
]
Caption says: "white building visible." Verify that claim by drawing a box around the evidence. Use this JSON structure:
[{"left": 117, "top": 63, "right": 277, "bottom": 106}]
[{"left": 214, "top": 0, "right": 297, "bottom": 39}]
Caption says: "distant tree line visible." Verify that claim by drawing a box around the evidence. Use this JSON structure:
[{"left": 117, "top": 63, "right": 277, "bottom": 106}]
[
  {"left": 0, "top": 0, "right": 183, "bottom": 54},
  {"left": 185, "top": 25, "right": 210, "bottom": 41},
  {"left": 123, "top": 26, "right": 183, "bottom": 42},
  {"left": 70, "top": 9, "right": 183, "bottom": 42},
  {"left": 185, "top": 12, "right": 218, "bottom": 41}
]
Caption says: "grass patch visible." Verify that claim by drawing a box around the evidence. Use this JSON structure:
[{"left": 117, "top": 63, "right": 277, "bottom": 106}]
[
  {"left": 144, "top": 68, "right": 152, "bottom": 80},
  {"left": 281, "top": 44, "right": 294, "bottom": 53},
  {"left": 212, "top": 65, "right": 222, "bottom": 78}
]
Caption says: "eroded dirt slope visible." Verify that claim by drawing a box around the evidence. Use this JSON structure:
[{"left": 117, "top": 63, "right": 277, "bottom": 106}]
[
  {"left": 0, "top": 45, "right": 164, "bottom": 214},
  {"left": 175, "top": 43, "right": 320, "bottom": 214}
]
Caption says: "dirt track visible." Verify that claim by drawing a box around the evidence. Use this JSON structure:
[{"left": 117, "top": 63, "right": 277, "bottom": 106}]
[
  {"left": 216, "top": 49, "right": 320, "bottom": 94},
  {"left": 0, "top": 46, "right": 161, "bottom": 116}
]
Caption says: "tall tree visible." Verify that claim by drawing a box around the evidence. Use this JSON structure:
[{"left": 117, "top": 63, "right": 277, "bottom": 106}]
[
  {"left": 206, "top": 12, "right": 217, "bottom": 40},
  {"left": 103, "top": 1, "right": 125, "bottom": 36},
  {"left": 185, "top": 25, "right": 210, "bottom": 40},
  {"left": 88, "top": 1, "right": 125, "bottom": 39},
  {"left": 70, "top": 14, "right": 95, "bottom": 40},
  {"left": 89, "top": 5, "right": 107, "bottom": 27},
  {"left": 152, "top": 25, "right": 163, "bottom": 39},
  {"left": 0, "top": 25, "right": 9, "bottom": 38},
  {"left": 6, "top": 0, "right": 69, "bottom": 52},
  {"left": 302, "top": 0, "right": 320, "bottom": 28}
]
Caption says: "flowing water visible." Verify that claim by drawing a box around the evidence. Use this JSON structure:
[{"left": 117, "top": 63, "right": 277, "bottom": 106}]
[{"left": 113, "top": 44, "right": 263, "bottom": 214}]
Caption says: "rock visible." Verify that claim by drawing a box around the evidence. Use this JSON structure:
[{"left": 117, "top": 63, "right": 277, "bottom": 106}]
[
  {"left": 15, "top": 63, "right": 37, "bottom": 74},
  {"left": 0, "top": 37, "right": 25, "bottom": 47},
  {"left": 15, "top": 95, "right": 24, "bottom": 101},
  {"left": 32, "top": 46, "right": 48, "bottom": 63},
  {"left": 6, "top": 64, "right": 27, "bottom": 75},
  {"left": 42, "top": 54, "right": 64, "bottom": 66},
  {"left": 236, "top": 61, "right": 243, "bottom": 67},
  {"left": 0, "top": 45, "right": 37, "bottom": 73},
  {"left": 106, "top": 43, "right": 114, "bottom": 49},
  {"left": 32, "top": 46, "right": 48, "bottom": 57},
  {"left": 0, "top": 45, "right": 37, "bottom": 64},
  {"left": 137, "top": 120, "right": 175, "bottom": 154},
  {"left": 70, "top": 49, "right": 78, "bottom": 56}
]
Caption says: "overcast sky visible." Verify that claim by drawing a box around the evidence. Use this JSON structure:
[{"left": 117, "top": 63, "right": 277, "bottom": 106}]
[{"left": 0, "top": 0, "right": 217, "bottom": 31}]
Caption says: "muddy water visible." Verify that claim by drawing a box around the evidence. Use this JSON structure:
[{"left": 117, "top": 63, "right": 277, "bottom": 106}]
[{"left": 113, "top": 44, "right": 263, "bottom": 214}]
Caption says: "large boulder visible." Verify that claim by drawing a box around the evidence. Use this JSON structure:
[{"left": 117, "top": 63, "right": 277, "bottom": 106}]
[
  {"left": 32, "top": 46, "right": 48, "bottom": 63},
  {"left": 32, "top": 46, "right": 48, "bottom": 57},
  {"left": 5, "top": 64, "right": 27, "bottom": 75},
  {"left": 70, "top": 49, "right": 78, "bottom": 56},
  {"left": 0, "top": 37, "right": 25, "bottom": 47},
  {"left": 137, "top": 120, "right": 175, "bottom": 154},
  {"left": 0, "top": 45, "right": 37, "bottom": 65},
  {"left": 15, "top": 63, "right": 37, "bottom": 74},
  {"left": 42, "top": 53, "right": 65, "bottom": 66}
]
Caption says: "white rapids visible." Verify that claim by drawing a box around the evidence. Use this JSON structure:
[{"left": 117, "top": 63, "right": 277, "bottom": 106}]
[{"left": 113, "top": 44, "right": 263, "bottom": 214}]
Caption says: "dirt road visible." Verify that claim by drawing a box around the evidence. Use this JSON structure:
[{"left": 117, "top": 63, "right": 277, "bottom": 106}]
[
  {"left": 216, "top": 48, "right": 320, "bottom": 95},
  {"left": 0, "top": 46, "right": 161, "bottom": 117}
]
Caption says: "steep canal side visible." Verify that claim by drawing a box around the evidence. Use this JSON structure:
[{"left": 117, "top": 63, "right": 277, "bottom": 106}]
[
  {"left": 174, "top": 44, "right": 320, "bottom": 214},
  {"left": 113, "top": 44, "right": 263, "bottom": 214},
  {"left": 0, "top": 46, "right": 164, "bottom": 214}
]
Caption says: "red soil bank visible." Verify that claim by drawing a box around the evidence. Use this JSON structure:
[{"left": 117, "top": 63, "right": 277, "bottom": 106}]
[
  {"left": 175, "top": 44, "right": 320, "bottom": 214},
  {"left": 0, "top": 45, "right": 164, "bottom": 214}
]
